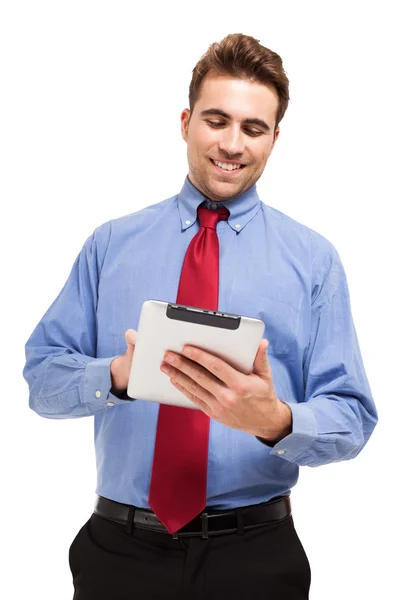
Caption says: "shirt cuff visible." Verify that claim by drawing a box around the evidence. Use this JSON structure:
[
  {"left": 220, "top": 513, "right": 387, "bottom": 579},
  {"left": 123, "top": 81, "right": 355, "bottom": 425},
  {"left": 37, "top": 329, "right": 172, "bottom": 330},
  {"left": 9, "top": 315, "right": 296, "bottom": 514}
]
[
  {"left": 256, "top": 401, "right": 318, "bottom": 462},
  {"left": 84, "top": 356, "right": 135, "bottom": 408}
]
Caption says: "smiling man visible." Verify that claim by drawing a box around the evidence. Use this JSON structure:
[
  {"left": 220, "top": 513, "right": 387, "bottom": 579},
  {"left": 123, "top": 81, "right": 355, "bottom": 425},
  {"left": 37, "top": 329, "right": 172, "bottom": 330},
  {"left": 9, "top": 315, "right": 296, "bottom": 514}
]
[
  {"left": 23, "top": 34, "right": 378, "bottom": 600},
  {"left": 182, "top": 75, "right": 280, "bottom": 202}
]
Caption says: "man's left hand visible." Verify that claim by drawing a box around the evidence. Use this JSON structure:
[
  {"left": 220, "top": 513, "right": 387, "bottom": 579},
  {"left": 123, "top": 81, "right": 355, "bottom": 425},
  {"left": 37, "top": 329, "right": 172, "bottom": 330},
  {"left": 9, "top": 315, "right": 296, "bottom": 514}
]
[{"left": 160, "top": 339, "right": 292, "bottom": 441}]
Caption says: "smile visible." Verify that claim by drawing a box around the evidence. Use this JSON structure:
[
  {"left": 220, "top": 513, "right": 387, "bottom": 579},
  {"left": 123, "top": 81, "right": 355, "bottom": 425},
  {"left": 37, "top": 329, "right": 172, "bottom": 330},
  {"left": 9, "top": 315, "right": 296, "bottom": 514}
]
[{"left": 210, "top": 158, "right": 245, "bottom": 173}]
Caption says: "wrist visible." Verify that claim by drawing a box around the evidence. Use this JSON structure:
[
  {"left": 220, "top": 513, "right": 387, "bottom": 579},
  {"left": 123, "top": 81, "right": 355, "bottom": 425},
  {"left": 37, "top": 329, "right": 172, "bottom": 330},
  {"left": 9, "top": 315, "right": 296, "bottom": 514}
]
[{"left": 256, "top": 400, "right": 292, "bottom": 445}]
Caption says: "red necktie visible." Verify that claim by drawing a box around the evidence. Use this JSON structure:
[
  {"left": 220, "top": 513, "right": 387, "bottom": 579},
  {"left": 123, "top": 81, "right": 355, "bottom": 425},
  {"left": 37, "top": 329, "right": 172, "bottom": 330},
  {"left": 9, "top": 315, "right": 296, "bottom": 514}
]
[{"left": 148, "top": 204, "right": 230, "bottom": 534}]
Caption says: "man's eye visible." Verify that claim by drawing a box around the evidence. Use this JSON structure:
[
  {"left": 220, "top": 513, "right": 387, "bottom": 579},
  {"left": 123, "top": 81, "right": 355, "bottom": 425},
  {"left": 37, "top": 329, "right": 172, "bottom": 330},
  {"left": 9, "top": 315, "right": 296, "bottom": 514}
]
[
  {"left": 245, "top": 130, "right": 263, "bottom": 137},
  {"left": 206, "top": 121, "right": 263, "bottom": 137}
]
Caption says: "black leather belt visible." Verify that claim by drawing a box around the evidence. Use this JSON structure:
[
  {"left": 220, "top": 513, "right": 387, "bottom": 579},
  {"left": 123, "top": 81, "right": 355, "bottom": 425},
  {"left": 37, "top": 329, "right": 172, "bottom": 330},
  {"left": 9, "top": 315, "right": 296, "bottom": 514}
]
[{"left": 94, "top": 494, "right": 291, "bottom": 538}]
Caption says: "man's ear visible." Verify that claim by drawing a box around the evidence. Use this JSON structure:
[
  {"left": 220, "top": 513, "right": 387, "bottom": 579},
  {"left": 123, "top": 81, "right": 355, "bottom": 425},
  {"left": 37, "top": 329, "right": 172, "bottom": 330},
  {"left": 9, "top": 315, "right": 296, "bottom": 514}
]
[
  {"left": 272, "top": 126, "right": 280, "bottom": 148},
  {"left": 181, "top": 109, "right": 191, "bottom": 142}
]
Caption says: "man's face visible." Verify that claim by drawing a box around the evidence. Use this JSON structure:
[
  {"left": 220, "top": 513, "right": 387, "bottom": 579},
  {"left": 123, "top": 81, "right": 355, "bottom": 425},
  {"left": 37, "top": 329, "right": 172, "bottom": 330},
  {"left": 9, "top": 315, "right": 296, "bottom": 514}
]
[{"left": 181, "top": 73, "right": 280, "bottom": 202}]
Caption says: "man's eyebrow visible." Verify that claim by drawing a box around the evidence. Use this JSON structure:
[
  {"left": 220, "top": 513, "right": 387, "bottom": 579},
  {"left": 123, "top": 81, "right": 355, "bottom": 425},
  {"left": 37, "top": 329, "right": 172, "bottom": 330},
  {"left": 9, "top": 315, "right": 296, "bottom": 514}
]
[{"left": 200, "top": 108, "right": 271, "bottom": 132}]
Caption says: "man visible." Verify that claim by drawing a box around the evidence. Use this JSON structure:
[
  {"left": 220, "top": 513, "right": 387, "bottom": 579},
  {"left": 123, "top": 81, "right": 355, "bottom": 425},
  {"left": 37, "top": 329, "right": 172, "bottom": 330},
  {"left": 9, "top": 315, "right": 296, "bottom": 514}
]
[{"left": 23, "top": 33, "right": 378, "bottom": 599}]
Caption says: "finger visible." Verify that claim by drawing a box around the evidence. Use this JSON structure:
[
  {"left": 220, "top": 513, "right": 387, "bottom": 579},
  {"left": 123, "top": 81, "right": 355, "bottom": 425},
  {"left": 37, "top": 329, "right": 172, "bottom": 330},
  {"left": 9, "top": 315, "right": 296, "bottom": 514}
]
[
  {"left": 125, "top": 329, "right": 137, "bottom": 346},
  {"left": 164, "top": 352, "right": 228, "bottom": 399},
  {"left": 125, "top": 330, "right": 137, "bottom": 362},
  {"left": 180, "top": 345, "right": 244, "bottom": 388},
  {"left": 161, "top": 362, "right": 218, "bottom": 409},
  {"left": 253, "top": 339, "right": 271, "bottom": 377},
  {"left": 169, "top": 378, "right": 212, "bottom": 415}
]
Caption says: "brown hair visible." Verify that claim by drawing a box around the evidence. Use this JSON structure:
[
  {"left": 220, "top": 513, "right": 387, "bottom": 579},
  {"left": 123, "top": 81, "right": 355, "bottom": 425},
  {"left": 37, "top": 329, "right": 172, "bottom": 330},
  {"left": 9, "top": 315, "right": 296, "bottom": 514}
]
[{"left": 188, "top": 33, "right": 290, "bottom": 134}]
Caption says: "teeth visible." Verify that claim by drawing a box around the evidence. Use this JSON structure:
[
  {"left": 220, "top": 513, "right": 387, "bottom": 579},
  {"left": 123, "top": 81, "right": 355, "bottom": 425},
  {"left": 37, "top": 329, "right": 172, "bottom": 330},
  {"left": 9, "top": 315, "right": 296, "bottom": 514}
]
[{"left": 213, "top": 160, "right": 242, "bottom": 171}]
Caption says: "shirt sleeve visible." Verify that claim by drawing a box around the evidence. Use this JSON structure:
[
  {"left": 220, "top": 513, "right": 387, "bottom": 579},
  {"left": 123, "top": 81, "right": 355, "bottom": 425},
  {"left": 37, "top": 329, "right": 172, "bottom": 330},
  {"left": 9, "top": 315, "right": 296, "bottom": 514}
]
[
  {"left": 260, "top": 244, "right": 378, "bottom": 466},
  {"left": 23, "top": 228, "right": 132, "bottom": 418}
]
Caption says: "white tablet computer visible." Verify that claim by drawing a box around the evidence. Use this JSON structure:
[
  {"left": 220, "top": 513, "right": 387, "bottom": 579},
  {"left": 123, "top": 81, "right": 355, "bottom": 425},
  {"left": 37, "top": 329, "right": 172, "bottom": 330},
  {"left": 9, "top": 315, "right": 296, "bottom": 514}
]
[{"left": 127, "top": 300, "right": 265, "bottom": 409}]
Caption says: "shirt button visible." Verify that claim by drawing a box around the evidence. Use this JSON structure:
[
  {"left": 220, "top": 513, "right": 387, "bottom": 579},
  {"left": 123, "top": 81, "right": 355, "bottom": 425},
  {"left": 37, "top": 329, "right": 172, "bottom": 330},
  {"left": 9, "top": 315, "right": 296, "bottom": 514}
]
[
  {"left": 211, "top": 203, "right": 218, "bottom": 210},
  {"left": 185, "top": 220, "right": 191, "bottom": 225},
  {"left": 235, "top": 224, "right": 241, "bottom": 229},
  {"left": 277, "top": 449, "right": 285, "bottom": 455},
  {"left": 107, "top": 402, "right": 115, "bottom": 407},
  {"left": 95, "top": 390, "right": 101, "bottom": 398}
]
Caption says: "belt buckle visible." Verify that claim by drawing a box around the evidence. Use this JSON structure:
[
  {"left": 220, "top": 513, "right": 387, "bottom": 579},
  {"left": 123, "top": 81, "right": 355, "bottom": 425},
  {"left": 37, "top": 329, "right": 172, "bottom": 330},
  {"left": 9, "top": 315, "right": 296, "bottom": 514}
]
[
  {"left": 201, "top": 512, "right": 209, "bottom": 539},
  {"left": 172, "top": 513, "right": 209, "bottom": 539}
]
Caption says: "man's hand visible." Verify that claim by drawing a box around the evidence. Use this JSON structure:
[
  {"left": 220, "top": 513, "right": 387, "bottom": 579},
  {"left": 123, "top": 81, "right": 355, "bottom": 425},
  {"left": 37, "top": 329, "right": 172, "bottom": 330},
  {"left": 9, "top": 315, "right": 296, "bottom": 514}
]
[
  {"left": 160, "top": 339, "right": 292, "bottom": 441},
  {"left": 110, "top": 329, "right": 137, "bottom": 394}
]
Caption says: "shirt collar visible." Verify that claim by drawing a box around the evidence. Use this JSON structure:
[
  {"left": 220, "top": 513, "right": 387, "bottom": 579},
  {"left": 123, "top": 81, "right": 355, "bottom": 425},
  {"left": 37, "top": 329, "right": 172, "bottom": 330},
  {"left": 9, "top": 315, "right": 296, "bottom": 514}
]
[{"left": 177, "top": 175, "right": 261, "bottom": 233}]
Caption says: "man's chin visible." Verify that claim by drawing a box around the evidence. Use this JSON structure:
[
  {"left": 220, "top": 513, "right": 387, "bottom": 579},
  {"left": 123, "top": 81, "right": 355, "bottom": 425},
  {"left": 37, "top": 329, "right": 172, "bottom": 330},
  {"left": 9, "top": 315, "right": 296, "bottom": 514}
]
[
  {"left": 205, "top": 179, "right": 245, "bottom": 201},
  {"left": 190, "top": 172, "right": 247, "bottom": 201}
]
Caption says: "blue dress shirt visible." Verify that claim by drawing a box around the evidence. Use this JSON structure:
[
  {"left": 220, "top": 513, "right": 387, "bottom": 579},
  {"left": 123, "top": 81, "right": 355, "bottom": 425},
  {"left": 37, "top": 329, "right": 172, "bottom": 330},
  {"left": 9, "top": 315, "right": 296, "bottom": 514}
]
[{"left": 23, "top": 176, "right": 378, "bottom": 509}]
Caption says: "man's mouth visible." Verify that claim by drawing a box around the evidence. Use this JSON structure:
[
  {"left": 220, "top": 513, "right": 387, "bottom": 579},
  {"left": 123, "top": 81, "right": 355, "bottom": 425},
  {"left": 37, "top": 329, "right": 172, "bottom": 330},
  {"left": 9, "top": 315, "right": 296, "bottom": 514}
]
[{"left": 210, "top": 158, "right": 246, "bottom": 172}]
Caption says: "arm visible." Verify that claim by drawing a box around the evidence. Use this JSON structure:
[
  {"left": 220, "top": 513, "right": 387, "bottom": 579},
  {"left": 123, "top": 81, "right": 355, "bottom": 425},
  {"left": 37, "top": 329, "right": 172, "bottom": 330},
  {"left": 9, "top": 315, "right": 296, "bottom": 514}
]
[
  {"left": 258, "top": 245, "right": 378, "bottom": 465},
  {"left": 23, "top": 228, "right": 131, "bottom": 418}
]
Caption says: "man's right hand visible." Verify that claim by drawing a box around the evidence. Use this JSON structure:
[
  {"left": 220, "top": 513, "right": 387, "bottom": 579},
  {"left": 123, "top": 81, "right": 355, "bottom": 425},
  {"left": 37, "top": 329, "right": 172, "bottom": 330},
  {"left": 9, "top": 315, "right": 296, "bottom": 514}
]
[{"left": 110, "top": 329, "right": 137, "bottom": 395}]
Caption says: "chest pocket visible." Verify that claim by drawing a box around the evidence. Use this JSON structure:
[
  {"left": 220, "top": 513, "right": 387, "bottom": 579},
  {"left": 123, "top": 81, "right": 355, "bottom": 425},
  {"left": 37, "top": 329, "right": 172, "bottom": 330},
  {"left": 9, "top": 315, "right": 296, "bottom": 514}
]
[{"left": 227, "top": 287, "right": 302, "bottom": 356}]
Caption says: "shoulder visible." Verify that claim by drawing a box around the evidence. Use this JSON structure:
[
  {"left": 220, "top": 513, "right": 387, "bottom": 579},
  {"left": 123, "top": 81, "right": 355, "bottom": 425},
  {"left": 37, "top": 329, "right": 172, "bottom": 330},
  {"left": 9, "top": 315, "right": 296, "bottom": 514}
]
[
  {"left": 92, "top": 194, "right": 176, "bottom": 242},
  {"left": 97, "top": 194, "right": 176, "bottom": 239},
  {"left": 82, "top": 194, "right": 177, "bottom": 268},
  {"left": 261, "top": 202, "right": 346, "bottom": 301},
  {"left": 261, "top": 201, "right": 339, "bottom": 262}
]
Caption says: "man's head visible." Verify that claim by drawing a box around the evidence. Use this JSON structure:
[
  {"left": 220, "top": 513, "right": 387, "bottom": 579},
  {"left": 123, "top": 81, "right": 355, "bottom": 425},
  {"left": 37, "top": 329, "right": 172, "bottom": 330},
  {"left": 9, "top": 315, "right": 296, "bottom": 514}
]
[{"left": 181, "top": 34, "right": 290, "bottom": 202}]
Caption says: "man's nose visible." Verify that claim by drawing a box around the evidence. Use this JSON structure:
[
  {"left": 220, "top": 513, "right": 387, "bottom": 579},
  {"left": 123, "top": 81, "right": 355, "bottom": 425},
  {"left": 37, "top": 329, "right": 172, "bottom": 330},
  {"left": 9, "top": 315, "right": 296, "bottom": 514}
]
[{"left": 218, "top": 127, "right": 245, "bottom": 157}]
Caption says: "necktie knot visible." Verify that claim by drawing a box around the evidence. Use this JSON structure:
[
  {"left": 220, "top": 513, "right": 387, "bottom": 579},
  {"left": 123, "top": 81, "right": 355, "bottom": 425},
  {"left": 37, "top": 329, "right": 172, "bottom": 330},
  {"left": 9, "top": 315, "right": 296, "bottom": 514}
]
[{"left": 198, "top": 206, "right": 230, "bottom": 230}]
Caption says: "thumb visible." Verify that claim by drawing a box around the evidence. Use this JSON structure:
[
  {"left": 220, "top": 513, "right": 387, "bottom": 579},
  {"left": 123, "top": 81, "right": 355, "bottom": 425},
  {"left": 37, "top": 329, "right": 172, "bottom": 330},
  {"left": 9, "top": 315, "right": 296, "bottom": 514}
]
[
  {"left": 125, "top": 329, "right": 137, "bottom": 359},
  {"left": 253, "top": 339, "right": 270, "bottom": 377}
]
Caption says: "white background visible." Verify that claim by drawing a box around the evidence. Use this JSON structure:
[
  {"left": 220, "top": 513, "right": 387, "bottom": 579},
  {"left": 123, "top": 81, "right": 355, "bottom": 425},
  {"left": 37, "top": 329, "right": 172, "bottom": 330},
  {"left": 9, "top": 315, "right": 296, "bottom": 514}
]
[{"left": 1, "top": 1, "right": 399, "bottom": 598}]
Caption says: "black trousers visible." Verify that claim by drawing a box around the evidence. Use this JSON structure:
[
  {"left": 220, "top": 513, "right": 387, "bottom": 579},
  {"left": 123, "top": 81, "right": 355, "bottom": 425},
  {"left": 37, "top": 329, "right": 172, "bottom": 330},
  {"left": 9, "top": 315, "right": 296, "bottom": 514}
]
[{"left": 69, "top": 512, "right": 311, "bottom": 599}]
